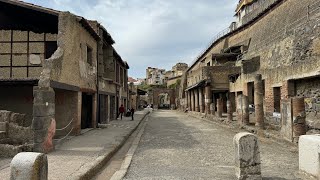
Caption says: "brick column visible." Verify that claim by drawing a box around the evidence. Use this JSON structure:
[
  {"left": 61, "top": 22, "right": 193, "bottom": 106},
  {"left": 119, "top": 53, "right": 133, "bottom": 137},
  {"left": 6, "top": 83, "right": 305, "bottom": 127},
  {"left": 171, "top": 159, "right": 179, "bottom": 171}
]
[
  {"left": 186, "top": 91, "right": 190, "bottom": 110},
  {"left": 199, "top": 88, "right": 204, "bottom": 113},
  {"left": 32, "top": 86, "right": 56, "bottom": 153},
  {"left": 204, "top": 86, "right": 212, "bottom": 114},
  {"left": 74, "top": 92, "right": 82, "bottom": 135},
  {"left": 194, "top": 89, "right": 199, "bottom": 112},
  {"left": 254, "top": 74, "right": 264, "bottom": 129},
  {"left": 236, "top": 94, "right": 249, "bottom": 125},
  {"left": 92, "top": 93, "right": 97, "bottom": 128}
]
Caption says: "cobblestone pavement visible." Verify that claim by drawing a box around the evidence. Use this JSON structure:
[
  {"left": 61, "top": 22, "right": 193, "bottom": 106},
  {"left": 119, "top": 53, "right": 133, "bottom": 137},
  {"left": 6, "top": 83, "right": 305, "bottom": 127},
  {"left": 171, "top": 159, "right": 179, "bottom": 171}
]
[{"left": 124, "top": 110, "right": 302, "bottom": 180}]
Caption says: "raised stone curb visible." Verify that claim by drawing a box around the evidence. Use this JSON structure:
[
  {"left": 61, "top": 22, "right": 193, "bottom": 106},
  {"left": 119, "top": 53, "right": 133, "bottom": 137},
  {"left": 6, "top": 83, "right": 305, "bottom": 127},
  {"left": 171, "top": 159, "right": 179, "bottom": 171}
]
[{"left": 70, "top": 111, "right": 150, "bottom": 180}]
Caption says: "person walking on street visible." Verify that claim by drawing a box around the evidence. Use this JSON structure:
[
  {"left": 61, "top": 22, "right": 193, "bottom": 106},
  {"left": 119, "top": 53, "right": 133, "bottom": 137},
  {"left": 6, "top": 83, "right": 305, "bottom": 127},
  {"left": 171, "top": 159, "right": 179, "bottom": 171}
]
[
  {"left": 118, "top": 104, "right": 125, "bottom": 120},
  {"left": 130, "top": 107, "right": 135, "bottom": 121}
]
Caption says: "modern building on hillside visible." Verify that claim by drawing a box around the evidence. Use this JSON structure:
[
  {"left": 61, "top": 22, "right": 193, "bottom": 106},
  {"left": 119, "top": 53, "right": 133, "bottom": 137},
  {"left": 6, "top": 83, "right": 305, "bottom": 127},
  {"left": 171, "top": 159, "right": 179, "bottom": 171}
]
[{"left": 146, "top": 67, "right": 166, "bottom": 85}]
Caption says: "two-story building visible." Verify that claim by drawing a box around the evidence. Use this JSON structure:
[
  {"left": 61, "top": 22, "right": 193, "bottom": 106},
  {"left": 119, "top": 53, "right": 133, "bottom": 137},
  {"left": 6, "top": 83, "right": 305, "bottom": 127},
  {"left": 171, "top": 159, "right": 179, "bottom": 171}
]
[{"left": 0, "top": 0, "right": 129, "bottom": 142}]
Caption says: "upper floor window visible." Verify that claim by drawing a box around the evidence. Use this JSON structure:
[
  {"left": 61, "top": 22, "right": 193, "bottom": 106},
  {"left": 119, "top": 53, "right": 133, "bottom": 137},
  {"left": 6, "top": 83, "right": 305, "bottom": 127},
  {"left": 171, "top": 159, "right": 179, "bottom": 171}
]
[{"left": 87, "top": 45, "right": 93, "bottom": 65}]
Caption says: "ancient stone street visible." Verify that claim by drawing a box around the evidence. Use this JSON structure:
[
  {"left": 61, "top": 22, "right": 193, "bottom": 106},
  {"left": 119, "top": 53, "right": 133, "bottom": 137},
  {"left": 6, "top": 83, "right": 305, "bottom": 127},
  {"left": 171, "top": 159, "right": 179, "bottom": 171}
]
[{"left": 124, "top": 110, "right": 301, "bottom": 180}]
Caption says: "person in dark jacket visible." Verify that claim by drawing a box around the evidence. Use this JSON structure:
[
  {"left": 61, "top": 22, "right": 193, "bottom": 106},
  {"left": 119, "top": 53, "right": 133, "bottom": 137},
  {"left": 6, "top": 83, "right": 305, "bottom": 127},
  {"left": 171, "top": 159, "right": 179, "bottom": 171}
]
[
  {"left": 130, "top": 107, "right": 135, "bottom": 121},
  {"left": 118, "top": 104, "right": 125, "bottom": 120}
]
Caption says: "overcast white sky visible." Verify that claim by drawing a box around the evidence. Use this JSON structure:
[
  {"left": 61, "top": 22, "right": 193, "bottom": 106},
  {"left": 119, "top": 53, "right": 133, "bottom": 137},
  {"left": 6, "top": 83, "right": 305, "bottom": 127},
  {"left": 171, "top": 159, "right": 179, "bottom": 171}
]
[{"left": 25, "top": 0, "right": 238, "bottom": 78}]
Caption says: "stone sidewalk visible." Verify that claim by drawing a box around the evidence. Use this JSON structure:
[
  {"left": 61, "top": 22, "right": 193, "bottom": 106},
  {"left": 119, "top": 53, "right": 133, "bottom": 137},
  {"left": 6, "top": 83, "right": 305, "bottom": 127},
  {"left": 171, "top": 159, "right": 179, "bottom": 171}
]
[{"left": 0, "top": 110, "right": 149, "bottom": 180}]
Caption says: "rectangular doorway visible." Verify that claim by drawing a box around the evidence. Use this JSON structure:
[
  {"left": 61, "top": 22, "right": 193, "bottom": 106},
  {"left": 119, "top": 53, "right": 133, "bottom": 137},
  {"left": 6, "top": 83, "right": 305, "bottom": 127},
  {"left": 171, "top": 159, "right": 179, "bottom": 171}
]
[
  {"left": 273, "top": 87, "right": 281, "bottom": 113},
  {"left": 81, "top": 93, "right": 93, "bottom": 129}
]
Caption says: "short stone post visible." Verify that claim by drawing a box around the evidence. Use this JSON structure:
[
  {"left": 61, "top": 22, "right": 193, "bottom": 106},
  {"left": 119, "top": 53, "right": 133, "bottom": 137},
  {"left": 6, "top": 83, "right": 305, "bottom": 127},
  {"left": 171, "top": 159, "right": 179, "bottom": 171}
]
[
  {"left": 10, "top": 152, "right": 48, "bottom": 180},
  {"left": 234, "top": 132, "right": 262, "bottom": 180},
  {"left": 217, "top": 98, "right": 223, "bottom": 118},
  {"left": 254, "top": 74, "right": 264, "bottom": 129},
  {"left": 237, "top": 94, "right": 249, "bottom": 125},
  {"left": 227, "top": 100, "right": 233, "bottom": 122}
]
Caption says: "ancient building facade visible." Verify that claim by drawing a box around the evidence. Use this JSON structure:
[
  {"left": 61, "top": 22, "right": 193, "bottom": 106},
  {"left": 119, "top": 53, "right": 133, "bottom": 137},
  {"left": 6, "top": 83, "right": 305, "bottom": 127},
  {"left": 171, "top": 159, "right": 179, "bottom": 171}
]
[
  {"left": 0, "top": 0, "right": 129, "bottom": 153},
  {"left": 181, "top": 0, "right": 320, "bottom": 139}
]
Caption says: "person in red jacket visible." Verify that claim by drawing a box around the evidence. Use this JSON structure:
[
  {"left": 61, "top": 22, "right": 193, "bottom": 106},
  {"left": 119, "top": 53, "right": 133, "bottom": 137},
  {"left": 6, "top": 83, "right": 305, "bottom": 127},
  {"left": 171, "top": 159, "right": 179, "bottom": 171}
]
[{"left": 118, "top": 104, "right": 125, "bottom": 120}]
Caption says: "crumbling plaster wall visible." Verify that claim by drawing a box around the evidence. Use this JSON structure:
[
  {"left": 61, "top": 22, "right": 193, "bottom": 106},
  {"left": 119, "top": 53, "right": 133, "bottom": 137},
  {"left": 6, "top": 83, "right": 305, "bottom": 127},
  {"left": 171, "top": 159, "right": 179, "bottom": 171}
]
[{"left": 50, "top": 12, "right": 97, "bottom": 91}]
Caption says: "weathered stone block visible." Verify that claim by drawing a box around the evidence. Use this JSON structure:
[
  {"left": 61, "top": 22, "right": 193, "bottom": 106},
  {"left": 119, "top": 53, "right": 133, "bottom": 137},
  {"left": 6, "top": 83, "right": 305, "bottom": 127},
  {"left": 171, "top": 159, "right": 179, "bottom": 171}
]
[
  {"left": 234, "top": 132, "right": 262, "bottom": 180},
  {"left": 10, "top": 113, "right": 25, "bottom": 126},
  {"left": 32, "top": 116, "right": 53, "bottom": 130},
  {"left": 299, "top": 135, "right": 320, "bottom": 178},
  {"left": 10, "top": 152, "right": 48, "bottom": 180},
  {"left": 0, "top": 121, "right": 8, "bottom": 132},
  {"left": 33, "top": 103, "right": 55, "bottom": 117},
  {"left": 0, "top": 110, "right": 12, "bottom": 122},
  {"left": 33, "top": 89, "right": 55, "bottom": 104},
  {"left": 8, "top": 123, "right": 33, "bottom": 144}
]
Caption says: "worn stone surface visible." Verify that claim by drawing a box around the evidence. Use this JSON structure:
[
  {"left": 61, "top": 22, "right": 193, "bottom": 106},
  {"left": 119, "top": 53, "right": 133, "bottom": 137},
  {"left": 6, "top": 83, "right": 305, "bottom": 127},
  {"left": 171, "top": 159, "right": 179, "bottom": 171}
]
[
  {"left": 124, "top": 110, "right": 302, "bottom": 180},
  {"left": 10, "top": 152, "right": 48, "bottom": 180},
  {"left": 234, "top": 132, "right": 261, "bottom": 180},
  {"left": 299, "top": 135, "right": 320, "bottom": 178}
]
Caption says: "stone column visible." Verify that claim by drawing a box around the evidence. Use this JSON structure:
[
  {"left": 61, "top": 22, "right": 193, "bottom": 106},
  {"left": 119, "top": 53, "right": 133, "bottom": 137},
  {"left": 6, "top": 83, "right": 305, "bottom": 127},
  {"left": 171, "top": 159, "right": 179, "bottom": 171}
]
[
  {"left": 227, "top": 99, "right": 233, "bottom": 122},
  {"left": 92, "top": 93, "right": 97, "bottom": 128},
  {"left": 210, "top": 103, "right": 215, "bottom": 115},
  {"left": 106, "top": 95, "right": 110, "bottom": 124},
  {"left": 191, "top": 90, "right": 195, "bottom": 112},
  {"left": 204, "top": 86, "right": 212, "bottom": 114},
  {"left": 234, "top": 132, "right": 262, "bottom": 180},
  {"left": 199, "top": 88, "right": 204, "bottom": 113},
  {"left": 236, "top": 94, "right": 249, "bottom": 126},
  {"left": 74, "top": 92, "right": 82, "bottom": 135},
  {"left": 254, "top": 74, "right": 264, "bottom": 129},
  {"left": 32, "top": 86, "right": 56, "bottom": 153},
  {"left": 187, "top": 91, "right": 190, "bottom": 110},
  {"left": 194, "top": 89, "right": 199, "bottom": 112},
  {"left": 217, "top": 95, "right": 223, "bottom": 118}
]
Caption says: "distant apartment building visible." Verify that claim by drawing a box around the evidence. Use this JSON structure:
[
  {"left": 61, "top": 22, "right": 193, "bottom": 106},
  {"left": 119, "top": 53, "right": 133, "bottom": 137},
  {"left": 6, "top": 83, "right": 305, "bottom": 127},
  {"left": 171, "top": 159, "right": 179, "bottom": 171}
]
[
  {"left": 165, "top": 63, "right": 188, "bottom": 88},
  {"left": 146, "top": 67, "right": 166, "bottom": 85}
]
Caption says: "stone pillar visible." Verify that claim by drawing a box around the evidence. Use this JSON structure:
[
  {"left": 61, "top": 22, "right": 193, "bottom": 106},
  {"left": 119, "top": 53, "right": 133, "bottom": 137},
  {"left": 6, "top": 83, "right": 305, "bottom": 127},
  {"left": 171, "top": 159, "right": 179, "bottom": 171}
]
[
  {"left": 10, "top": 152, "right": 48, "bottom": 180},
  {"left": 227, "top": 100, "right": 233, "bottom": 122},
  {"left": 254, "top": 74, "right": 264, "bottom": 129},
  {"left": 106, "top": 95, "right": 110, "bottom": 124},
  {"left": 32, "top": 87, "right": 56, "bottom": 153},
  {"left": 191, "top": 90, "right": 195, "bottom": 112},
  {"left": 217, "top": 96, "right": 223, "bottom": 118},
  {"left": 92, "top": 93, "right": 97, "bottom": 128},
  {"left": 187, "top": 91, "right": 190, "bottom": 110},
  {"left": 292, "top": 97, "right": 306, "bottom": 143},
  {"left": 234, "top": 132, "right": 262, "bottom": 180},
  {"left": 194, "top": 89, "right": 199, "bottom": 112},
  {"left": 236, "top": 94, "right": 249, "bottom": 125},
  {"left": 210, "top": 103, "right": 215, "bottom": 115},
  {"left": 199, "top": 88, "right": 204, "bottom": 113},
  {"left": 73, "top": 92, "right": 82, "bottom": 135},
  {"left": 204, "top": 86, "right": 212, "bottom": 114}
]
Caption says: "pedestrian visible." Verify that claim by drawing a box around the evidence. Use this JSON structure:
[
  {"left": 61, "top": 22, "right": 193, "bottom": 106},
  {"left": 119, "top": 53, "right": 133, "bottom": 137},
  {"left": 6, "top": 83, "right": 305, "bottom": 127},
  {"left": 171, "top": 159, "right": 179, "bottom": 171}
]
[
  {"left": 130, "top": 107, "right": 135, "bottom": 121},
  {"left": 118, "top": 104, "right": 125, "bottom": 120}
]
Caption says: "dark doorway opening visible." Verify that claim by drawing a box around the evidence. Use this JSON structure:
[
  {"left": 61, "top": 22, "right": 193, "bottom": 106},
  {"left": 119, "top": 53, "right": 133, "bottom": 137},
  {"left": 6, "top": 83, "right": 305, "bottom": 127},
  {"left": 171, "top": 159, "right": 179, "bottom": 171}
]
[
  {"left": 81, "top": 93, "right": 93, "bottom": 129},
  {"left": 99, "top": 95, "right": 107, "bottom": 124},
  {"left": 247, "top": 82, "right": 254, "bottom": 105},
  {"left": 273, "top": 87, "right": 281, "bottom": 113}
]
